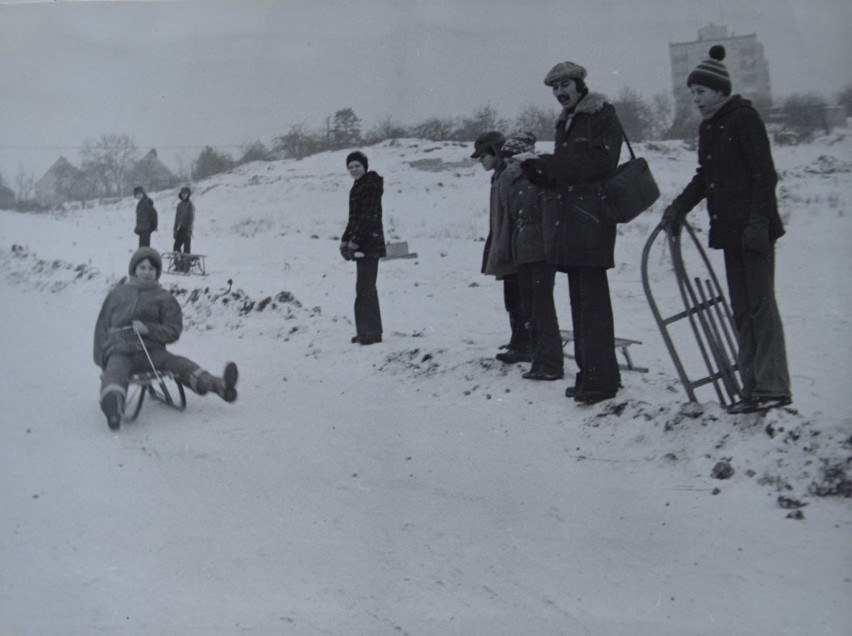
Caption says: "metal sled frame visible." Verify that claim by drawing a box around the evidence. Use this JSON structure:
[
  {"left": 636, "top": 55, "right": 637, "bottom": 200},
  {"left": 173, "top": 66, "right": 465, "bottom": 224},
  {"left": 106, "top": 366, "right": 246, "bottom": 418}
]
[
  {"left": 123, "top": 370, "right": 187, "bottom": 423},
  {"left": 641, "top": 222, "right": 741, "bottom": 406},
  {"left": 163, "top": 251, "right": 207, "bottom": 276}
]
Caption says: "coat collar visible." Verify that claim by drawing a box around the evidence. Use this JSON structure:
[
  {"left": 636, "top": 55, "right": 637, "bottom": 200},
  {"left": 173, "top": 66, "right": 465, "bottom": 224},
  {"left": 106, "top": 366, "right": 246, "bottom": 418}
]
[{"left": 557, "top": 91, "right": 608, "bottom": 127}]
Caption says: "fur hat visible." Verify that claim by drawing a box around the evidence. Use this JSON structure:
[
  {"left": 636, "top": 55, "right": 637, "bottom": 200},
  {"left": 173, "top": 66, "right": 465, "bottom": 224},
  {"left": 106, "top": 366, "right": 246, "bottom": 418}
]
[
  {"left": 501, "top": 131, "right": 537, "bottom": 157},
  {"left": 544, "top": 61, "right": 587, "bottom": 87},
  {"left": 346, "top": 151, "right": 369, "bottom": 171},
  {"left": 128, "top": 247, "right": 162, "bottom": 279},
  {"left": 470, "top": 131, "right": 506, "bottom": 158},
  {"left": 687, "top": 46, "right": 732, "bottom": 95}
]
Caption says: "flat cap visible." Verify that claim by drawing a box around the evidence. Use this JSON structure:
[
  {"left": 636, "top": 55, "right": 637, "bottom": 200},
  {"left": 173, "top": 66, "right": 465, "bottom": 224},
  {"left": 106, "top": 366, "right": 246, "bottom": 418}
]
[{"left": 544, "top": 61, "right": 587, "bottom": 86}]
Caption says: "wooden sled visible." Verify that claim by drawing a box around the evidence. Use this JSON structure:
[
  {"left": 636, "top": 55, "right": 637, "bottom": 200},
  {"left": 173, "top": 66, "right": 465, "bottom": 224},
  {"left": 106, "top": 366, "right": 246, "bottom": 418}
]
[
  {"left": 163, "top": 251, "right": 207, "bottom": 276},
  {"left": 641, "top": 222, "right": 741, "bottom": 407},
  {"left": 123, "top": 370, "right": 187, "bottom": 423},
  {"left": 560, "top": 330, "right": 649, "bottom": 373}
]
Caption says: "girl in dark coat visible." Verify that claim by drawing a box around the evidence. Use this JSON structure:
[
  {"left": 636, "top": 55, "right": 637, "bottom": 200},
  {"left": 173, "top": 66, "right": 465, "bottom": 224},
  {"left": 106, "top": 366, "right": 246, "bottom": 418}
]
[
  {"left": 173, "top": 186, "right": 195, "bottom": 255},
  {"left": 94, "top": 247, "right": 238, "bottom": 430},
  {"left": 340, "top": 151, "right": 386, "bottom": 345},
  {"left": 662, "top": 47, "right": 791, "bottom": 414},
  {"left": 133, "top": 186, "right": 158, "bottom": 248}
]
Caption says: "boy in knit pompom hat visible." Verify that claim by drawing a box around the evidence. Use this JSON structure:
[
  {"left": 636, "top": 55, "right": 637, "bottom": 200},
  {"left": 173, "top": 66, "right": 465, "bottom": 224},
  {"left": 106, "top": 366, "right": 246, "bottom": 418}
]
[{"left": 662, "top": 46, "right": 791, "bottom": 414}]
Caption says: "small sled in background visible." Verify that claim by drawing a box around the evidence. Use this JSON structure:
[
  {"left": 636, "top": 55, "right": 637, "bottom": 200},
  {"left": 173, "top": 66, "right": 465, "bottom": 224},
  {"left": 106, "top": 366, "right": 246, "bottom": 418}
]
[
  {"left": 163, "top": 251, "right": 207, "bottom": 276},
  {"left": 642, "top": 221, "right": 741, "bottom": 408},
  {"left": 381, "top": 241, "right": 418, "bottom": 260}
]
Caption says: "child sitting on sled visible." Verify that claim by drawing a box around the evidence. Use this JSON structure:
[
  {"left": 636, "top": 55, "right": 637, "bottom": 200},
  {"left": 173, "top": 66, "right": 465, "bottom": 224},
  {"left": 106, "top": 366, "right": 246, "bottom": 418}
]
[{"left": 93, "top": 247, "right": 238, "bottom": 430}]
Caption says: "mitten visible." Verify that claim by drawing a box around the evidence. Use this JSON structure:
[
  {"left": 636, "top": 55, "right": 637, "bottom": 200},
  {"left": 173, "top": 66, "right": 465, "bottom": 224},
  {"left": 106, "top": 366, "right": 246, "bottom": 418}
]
[
  {"left": 661, "top": 205, "right": 685, "bottom": 237},
  {"left": 339, "top": 241, "right": 351, "bottom": 261},
  {"left": 742, "top": 216, "right": 770, "bottom": 252},
  {"left": 520, "top": 159, "right": 550, "bottom": 186},
  {"left": 347, "top": 241, "right": 363, "bottom": 259}
]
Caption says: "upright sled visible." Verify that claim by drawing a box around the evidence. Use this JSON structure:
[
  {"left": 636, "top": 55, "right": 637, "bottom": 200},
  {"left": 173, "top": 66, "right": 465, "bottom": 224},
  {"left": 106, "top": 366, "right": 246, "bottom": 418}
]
[{"left": 641, "top": 221, "right": 741, "bottom": 407}]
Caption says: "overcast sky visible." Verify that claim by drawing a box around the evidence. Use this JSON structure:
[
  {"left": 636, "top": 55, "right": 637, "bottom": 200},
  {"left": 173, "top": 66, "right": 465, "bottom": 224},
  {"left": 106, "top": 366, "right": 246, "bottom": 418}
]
[{"left": 1, "top": 0, "right": 850, "bottom": 183}]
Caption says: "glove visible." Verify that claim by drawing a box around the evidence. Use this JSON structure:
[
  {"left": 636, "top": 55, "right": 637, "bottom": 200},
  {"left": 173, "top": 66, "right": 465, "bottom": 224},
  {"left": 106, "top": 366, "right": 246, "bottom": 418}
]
[
  {"left": 347, "top": 241, "right": 363, "bottom": 259},
  {"left": 742, "top": 216, "right": 770, "bottom": 252},
  {"left": 520, "top": 158, "right": 551, "bottom": 186},
  {"left": 661, "top": 205, "right": 685, "bottom": 237},
  {"left": 339, "top": 241, "right": 352, "bottom": 261}
]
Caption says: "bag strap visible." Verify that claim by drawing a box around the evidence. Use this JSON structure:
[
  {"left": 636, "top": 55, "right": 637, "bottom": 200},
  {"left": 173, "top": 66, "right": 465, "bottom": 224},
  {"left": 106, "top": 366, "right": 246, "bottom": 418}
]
[{"left": 622, "top": 130, "right": 636, "bottom": 160}]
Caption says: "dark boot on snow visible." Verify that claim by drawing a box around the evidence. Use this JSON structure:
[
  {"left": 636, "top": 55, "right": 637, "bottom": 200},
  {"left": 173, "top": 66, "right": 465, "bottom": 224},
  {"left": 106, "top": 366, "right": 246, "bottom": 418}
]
[
  {"left": 100, "top": 390, "right": 125, "bottom": 431},
  {"left": 195, "top": 363, "right": 239, "bottom": 403}
]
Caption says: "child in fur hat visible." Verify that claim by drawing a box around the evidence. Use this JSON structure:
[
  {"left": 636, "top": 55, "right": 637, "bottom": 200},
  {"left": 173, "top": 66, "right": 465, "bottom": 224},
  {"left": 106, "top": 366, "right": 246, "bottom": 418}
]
[{"left": 93, "top": 247, "right": 239, "bottom": 430}]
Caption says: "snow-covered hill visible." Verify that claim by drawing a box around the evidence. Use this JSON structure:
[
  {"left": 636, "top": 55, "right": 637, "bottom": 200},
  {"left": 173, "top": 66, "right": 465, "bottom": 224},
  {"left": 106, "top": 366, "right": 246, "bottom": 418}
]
[{"left": 1, "top": 134, "right": 850, "bottom": 635}]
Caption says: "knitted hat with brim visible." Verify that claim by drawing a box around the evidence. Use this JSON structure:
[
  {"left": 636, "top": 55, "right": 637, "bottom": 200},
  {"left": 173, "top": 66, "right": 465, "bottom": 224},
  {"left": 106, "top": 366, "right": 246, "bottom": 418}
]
[
  {"left": 501, "top": 131, "right": 538, "bottom": 156},
  {"left": 544, "top": 61, "right": 587, "bottom": 87},
  {"left": 129, "top": 247, "right": 162, "bottom": 279},
  {"left": 687, "top": 45, "right": 732, "bottom": 95}
]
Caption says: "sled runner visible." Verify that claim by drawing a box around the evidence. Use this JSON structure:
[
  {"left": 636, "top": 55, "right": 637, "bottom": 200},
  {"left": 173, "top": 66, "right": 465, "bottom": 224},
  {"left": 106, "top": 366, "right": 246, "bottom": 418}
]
[
  {"left": 560, "top": 330, "right": 648, "bottom": 373},
  {"left": 641, "top": 222, "right": 741, "bottom": 406},
  {"left": 163, "top": 251, "right": 207, "bottom": 276},
  {"left": 123, "top": 370, "right": 187, "bottom": 423}
]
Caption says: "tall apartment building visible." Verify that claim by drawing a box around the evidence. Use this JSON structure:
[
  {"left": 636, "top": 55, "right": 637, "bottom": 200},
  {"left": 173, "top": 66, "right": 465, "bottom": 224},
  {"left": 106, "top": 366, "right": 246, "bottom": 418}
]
[{"left": 670, "top": 24, "right": 772, "bottom": 109}]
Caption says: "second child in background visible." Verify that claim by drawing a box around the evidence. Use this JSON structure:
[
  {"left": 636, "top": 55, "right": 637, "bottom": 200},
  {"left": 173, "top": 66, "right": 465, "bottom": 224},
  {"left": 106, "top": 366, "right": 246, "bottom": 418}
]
[
  {"left": 499, "top": 131, "right": 564, "bottom": 381},
  {"left": 472, "top": 131, "right": 532, "bottom": 364},
  {"left": 173, "top": 186, "right": 195, "bottom": 273}
]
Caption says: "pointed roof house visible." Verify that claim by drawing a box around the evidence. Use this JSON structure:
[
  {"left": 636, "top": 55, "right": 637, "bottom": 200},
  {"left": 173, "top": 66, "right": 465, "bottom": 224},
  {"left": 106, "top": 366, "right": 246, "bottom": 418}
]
[
  {"left": 34, "top": 156, "right": 91, "bottom": 206},
  {"left": 125, "top": 149, "right": 179, "bottom": 195}
]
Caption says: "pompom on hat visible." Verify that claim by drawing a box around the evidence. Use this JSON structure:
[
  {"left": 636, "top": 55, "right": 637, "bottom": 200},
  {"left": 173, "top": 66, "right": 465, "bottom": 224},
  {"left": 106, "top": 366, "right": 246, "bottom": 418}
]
[
  {"left": 544, "top": 61, "right": 587, "bottom": 87},
  {"left": 687, "top": 45, "right": 732, "bottom": 95},
  {"left": 128, "top": 247, "right": 162, "bottom": 279},
  {"left": 346, "top": 151, "right": 369, "bottom": 171},
  {"left": 501, "top": 131, "right": 538, "bottom": 157}
]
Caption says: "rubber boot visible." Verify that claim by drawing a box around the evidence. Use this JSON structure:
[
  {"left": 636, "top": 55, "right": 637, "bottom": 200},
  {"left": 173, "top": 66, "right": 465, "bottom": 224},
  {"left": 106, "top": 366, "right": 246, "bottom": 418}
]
[
  {"left": 100, "top": 388, "right": 125, "bottom": 431},
  {"left": 195, "top": 363, "right": 238, "bottom": 403}
]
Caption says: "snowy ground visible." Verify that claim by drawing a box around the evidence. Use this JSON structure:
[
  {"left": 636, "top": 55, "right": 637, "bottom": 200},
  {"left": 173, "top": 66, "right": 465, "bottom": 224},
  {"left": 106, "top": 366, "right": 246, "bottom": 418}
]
[{"left": 1, "top": 133, "right": 851, "bottom": 635}]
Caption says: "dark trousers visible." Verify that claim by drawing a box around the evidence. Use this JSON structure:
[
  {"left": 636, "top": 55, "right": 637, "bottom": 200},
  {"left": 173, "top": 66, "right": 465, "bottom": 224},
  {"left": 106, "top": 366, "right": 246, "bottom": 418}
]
[
  {"left": 724, "top": 247, "right": 791, "bottom": 399},
  {"left": 100, "top": 348, "right": 204, "bottom": 402},
  {"left": 138, "top": 232, "right": 151, "bottom": 247},
  {"left": 518, "top": 262, "right": 563, "bottom": 374},
  {"left": 355, "top": 257, "right": 383, "bottom": 338},
  {"left": 503, "top": 273, "right": 531, "bottom": 353},
  {"left": 566, "top": 267, "right": 620, "bottom": 393},
  {"left": 173, "top": 227, "right": 191, "bottom": 254}
]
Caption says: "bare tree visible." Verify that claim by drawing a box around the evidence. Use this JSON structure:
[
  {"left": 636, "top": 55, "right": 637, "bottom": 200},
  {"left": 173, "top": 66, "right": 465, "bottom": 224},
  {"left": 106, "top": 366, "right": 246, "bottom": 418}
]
[
  {"left": 273, "top": 122, "right": 321, "bottom": 159},
  {"left": 410, "top": 116, "right": 457, "bottom": 141},
  {"left": 80, "top": 134, "right": 138, "bottom": 197},
  {"left": 649, "top": 92, "right": 674, "bottom": 140},
  {"left": 15, "top": 164, "right": 35, "bottom": 201},
  {"left": 513, "top": 104, "right": 558, "bottom": 142},
  {"left": 364, "top": 115, "right": 409, "bottom": 144},
  {"left": 329, "top": 108, "right": 362, "bottom": 149},
  {"left": 455, "top": 104, "right": 509, "bottom": 141}
]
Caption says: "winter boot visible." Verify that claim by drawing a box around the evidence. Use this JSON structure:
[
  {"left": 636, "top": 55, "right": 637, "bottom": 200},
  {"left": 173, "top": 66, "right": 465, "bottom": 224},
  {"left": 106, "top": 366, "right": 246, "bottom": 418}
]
[
  {"left": 100, "top": 387, "right": 126, "bottom": 431},
  {"left": 194, "top": 363, "right": 239, "bottom": 403}
]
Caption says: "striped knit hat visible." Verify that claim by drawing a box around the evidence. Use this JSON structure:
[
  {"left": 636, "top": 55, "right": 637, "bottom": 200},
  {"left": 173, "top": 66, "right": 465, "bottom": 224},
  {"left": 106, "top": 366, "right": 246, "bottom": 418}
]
[
  {"left": 501, "top": 131, "right": 537, "bottom": 157},
  {"left": 687, "top": 45, "right": 731, "bottom": 95}
]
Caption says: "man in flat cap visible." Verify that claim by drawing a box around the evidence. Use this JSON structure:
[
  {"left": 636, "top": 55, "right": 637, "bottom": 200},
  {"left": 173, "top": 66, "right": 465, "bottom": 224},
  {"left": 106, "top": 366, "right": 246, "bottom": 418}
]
[{"left": 519, "top": 61, "right": 625, "bottom": 405}]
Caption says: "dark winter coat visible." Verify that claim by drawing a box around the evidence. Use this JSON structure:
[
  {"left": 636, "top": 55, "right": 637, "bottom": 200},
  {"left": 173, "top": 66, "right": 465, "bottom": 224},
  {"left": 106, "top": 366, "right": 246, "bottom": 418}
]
[
  {"left": 526, "top": 92, "right": 623, "bottom": 269},
  {"left": 482, "top": 163, "right": 518, "bottom": 278},
  {"left": 93, "top": 278, "right": 182, "bottom": 369},
  {"left": 173, "top": 199, "right": 194, "bottom": 236},
  {"left": 669, "top": 95, "right": 785, "bottom": 250},
  {"left": 499, "top": 161, "right": 546, "bottom": 266},
  {"left": 135, "top": 196, "right": 158, "bottom": 235},
  {"left": 342, "top": 171, "right": 386, "bottom": 259}
]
